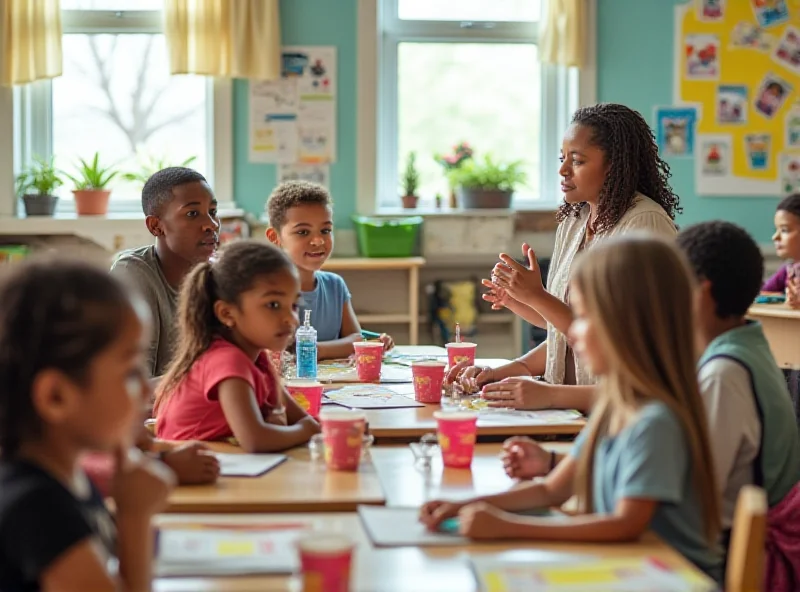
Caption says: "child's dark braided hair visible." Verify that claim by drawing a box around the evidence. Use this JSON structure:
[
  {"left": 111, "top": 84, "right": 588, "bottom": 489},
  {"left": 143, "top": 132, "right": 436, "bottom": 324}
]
[
  {"left": 0, "top": 258, "right": 136, "bottom": 458},
  {"left": 557, "top": 103, "right": 682, "bottom": 234}
]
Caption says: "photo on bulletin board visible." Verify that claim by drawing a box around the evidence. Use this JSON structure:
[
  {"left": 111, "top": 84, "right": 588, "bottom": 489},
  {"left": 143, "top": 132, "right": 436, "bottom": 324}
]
[
  {"left": 655, "top": 105, "right": 699, "bottom": 157},
  {"left": 699, "top": 135, "right": 732, "bottom": 176},
  {"left": 684, "top": 34, "right": 721, "bottom": 79},
  {"left": 780, "top": 152, "right": 800, "bottom": 196},
  {"left": 716, "top": 85, "right": 748, "bottom": 124},
  {"left": 744, "top": 133, "right": 772, "bottom": 170},
  {"left": 750, "top": 0, "right": 789, "bottom": 29},
  {"left": 787, "top": 105, "right": 800, "bottom": 148},
  {"left": 772, "top": 25, "right": 800, "bottom": 73},
  {"left": 754, "top": 72, "right": 793, "bottom": 119},
  {"left": 730, "top": 21, "right": 775, "bottom": 51},
  {"left": 697, "top": 0, "right": 725, "bottom": 22}
]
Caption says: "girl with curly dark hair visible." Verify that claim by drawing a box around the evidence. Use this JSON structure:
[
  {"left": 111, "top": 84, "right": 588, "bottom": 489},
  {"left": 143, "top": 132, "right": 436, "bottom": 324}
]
[{"left": 448, "top": 103, "right": 680, "bottom": 415}]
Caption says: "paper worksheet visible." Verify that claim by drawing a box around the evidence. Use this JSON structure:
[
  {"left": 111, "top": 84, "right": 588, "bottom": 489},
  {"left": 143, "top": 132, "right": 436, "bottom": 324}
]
[
  {"left": 473, "top": 409, "right": 584, "bottom": 427},
  {"left": 357, "top": 506, "right": 468, "bottom": 547},
  {"left": 214, "top": 453, "right": 287, "bottom": 477},
  {"left": 321, "top": 364, "right": 413, "bottom": 384},
  {"left": 325, "top": 385, "right": 424, "bottom": 409}
]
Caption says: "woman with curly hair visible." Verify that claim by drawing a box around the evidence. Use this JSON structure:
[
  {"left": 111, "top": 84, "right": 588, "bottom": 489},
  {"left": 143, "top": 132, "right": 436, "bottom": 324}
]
[{"left": 448, "top": 103, "right": 680, "bottom": 416}]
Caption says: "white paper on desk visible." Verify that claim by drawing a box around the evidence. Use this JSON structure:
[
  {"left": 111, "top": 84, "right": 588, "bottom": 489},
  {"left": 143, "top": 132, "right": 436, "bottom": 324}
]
[
  {"left": 476, "top": 409, "right": 583, "bottom": 426},
  {"left": 323, "top": 364, "right": 413, "bottom": 384},
  {"left": 214, "top": 453, "right": 287, "bottom": 477},
  {"left": 357, "top": 505, "right": 468, "bottom": 547},
  {"left": 155, "top": 526, "right": 304, "bottom": 577},
  {"left": 325, "top": 385, "right": 424, "bottom": 409}
]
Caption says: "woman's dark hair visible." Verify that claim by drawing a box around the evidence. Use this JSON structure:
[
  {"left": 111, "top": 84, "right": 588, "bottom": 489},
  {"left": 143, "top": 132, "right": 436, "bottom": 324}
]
[
  {"left": 155, "top": 240, "right": 295, "bottom": 411},
  {"left": 0, "top": 258, "right": 135, "bottom": 458},
  {"left": 777, "top": 193, "right": 800, "bottom": 219},
  {"left": 557, "top": 103, "right": 682, "bottom": 235}
]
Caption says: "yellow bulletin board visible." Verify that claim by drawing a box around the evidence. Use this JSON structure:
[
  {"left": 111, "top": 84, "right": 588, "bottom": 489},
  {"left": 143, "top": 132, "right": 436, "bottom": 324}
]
[{"left": 669, "top": 0, "right": 800, "bottom": 196}]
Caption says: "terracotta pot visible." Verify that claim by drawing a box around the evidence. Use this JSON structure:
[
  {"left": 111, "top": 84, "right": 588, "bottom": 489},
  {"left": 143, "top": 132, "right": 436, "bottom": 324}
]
[
  {"left": 401, "top": 194, "right": 419, "bottom": 209},
  {"left": 22, "top": 194, "right": 58, "bottom": 216},
  {"left": 73, "top": 189, "right": 111, "bottom": 215}
]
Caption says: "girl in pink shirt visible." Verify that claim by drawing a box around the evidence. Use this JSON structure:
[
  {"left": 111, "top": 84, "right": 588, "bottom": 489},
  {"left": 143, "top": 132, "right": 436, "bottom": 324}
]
[
  {"left": 155, "top": 240, "right": 320, "bottom": 452},
  {"left": 763, "top": 194, "right": 800, "bottom": 307}
]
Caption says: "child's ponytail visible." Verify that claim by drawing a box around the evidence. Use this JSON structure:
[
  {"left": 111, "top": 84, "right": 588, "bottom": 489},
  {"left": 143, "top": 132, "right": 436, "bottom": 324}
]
[{"left": 155, "top": 260, "right": 218, "bottom": 412}]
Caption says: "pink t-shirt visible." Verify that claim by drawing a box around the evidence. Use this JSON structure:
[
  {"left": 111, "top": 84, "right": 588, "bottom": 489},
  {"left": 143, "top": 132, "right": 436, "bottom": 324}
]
[{"left": 156, "top": 338, "right": 278, "bottom": 442}]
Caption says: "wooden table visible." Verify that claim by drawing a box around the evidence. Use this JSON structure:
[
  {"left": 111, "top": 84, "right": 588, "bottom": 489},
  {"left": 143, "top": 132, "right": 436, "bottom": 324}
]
[
  {"left": 154, "top": 513, "right": 713, "bottom": 592},
  {"left": 747, "top": 303, "right": 800, "bottom": 369},
  {"left": 165, "top": 444, "right": 385, "bottom": 514}
]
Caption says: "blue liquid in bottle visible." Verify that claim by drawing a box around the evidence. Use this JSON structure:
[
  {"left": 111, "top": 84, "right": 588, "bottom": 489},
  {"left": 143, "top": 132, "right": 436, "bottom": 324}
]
[{"left": 296, "top": 309, "right": 318, "bottom": 379}]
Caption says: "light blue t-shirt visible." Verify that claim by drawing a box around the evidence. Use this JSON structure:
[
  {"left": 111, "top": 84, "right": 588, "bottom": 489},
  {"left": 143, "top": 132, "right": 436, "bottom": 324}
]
[
  {"left": 299, "top": 271, "right": 351, "bottom": 342},
  {"left": 570, "top": 401, "right": 723, "bottom": 583}
]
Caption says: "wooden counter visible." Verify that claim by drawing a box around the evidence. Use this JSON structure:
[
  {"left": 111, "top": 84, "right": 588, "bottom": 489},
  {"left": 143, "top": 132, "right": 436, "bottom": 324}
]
[{"left": 747, "top": 303, "right": 800, "bottom": 369}]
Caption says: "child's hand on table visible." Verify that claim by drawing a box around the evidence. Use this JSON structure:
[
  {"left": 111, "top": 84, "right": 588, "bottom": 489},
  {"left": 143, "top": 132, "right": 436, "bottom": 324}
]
[
  {"left": 501, "top": 436, "right": 553, "bottom": 480},
  {"left": 459, "top": 502, "right": 513, "bottom": 540},
  {"left": 160, "top": 442, "right": 220, "bottom": 485},
  {"left": 419, "top": 499, "right": 465, "bottom": 530},
  {"left": 379, "top": 333, "right": 394, "bottom": 351}
]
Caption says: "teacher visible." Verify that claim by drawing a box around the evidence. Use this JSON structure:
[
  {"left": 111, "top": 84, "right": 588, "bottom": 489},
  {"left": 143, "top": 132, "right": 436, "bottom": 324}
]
[{"left": 448, "top": 103, "right": 680, "bottom": 412}]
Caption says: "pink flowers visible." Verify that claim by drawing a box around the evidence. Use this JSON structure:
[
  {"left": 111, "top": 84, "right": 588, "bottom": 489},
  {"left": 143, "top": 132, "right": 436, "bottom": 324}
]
[{"left": 435, "top": 141, "right": 473, "bottom": 171}]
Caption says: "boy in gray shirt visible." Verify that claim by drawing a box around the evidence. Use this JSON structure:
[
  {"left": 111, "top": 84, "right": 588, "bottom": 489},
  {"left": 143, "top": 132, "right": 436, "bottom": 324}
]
[{"left": 111, "top": 167, "right": 220, "bottom": 377}]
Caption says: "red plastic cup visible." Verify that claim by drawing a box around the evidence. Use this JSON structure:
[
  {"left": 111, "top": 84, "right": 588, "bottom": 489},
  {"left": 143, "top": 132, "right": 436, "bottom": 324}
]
[
  {"left": 411, "top": 361, "right": 446, "bottom": 404},
  {"left": 297, "top": 534, "right": 355, "bottom": 592},
  {"left": 319, "top": 408, "right": 366, "bottom": 471},
  {"left": 353, "top": 341, "right": 383, "bottom": 382},
  {"left": 446, "top": 342, "right": 477, "bottom": 368},
  {"left": 434, "top": 410, "right": 478, "bottom": 469},
  {"left": 285, "top": 380, "right": 324, "bottom": 418}
]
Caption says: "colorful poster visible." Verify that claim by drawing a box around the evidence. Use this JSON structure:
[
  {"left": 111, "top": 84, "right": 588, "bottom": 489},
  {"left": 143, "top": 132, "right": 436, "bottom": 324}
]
[
  {"left": 698, "top": 0, "right": 725, "bottom": 21},
  {"left": 787, "top": 105, "right": 800, "bottom": 147},
  {"left": 730, "top": 21, "right": 775, "bottom": 51},
  {"left": 654, "top": 106, "right": 699, "bottom": 156},
  {"left": 751, "top": 0, "right": 790, "bottom": 28},
  {"left": 780, "top": 152, "right": 800, "bottom": 195},
  {"left": 249, "top": 79, "right": 299, "bottom": 164},
  {"left": 772, "top": 26, "right": 800, "bottom": 73},
  {"left": 745, "top": 133, "right": 772, "bottom": 170},
  {"left": 717, "top": 85, "right": 748, "bottom": 123},
  {"left": 278, "top": 164, "right": 330, "bottom": 187},
  {"left": 754, "top": 72, "right": 793, "bottom": 118},
  {"left": 699, "top": 135, "right": 732, "bottom": 176},
  {"left": 685, "top": 34, "right": 721, "bottom": 79}
]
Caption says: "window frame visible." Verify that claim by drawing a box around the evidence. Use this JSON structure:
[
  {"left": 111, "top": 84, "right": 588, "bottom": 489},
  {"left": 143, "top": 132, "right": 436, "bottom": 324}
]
[
  {"left": 369, "top": 0, "right": 585, "bottom": 212},
  {"left": 11, "top": 8, "right": 233, "bottom": 216}
]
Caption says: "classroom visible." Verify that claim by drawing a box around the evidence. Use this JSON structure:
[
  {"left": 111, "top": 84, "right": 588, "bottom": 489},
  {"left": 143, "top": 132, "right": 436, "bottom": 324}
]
[{"left": 0, "top": 0, "right": 799, "bottom": 591}]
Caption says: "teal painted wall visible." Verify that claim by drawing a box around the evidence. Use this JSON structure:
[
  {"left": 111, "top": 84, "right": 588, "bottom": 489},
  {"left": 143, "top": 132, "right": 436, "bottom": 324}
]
[
  {"left": 233, "top": 0, "right": 357, "bottom": 228},
  {"left": 597, "top": 0, "right": 779, "bottom": 243},
  {"left": 232, "top": 0, "right": 778, "bottom": 242}
]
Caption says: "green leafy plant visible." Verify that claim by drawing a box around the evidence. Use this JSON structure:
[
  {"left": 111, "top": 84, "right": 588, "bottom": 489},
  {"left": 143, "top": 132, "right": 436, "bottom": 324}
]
[
  {"left": 448, "top": 154, "right": 527, "bottom": 192},
  {"left": 401, "top": 152, "right": 420, "bottom": 196},
  {"left": 15, "top": 157, "right": 64, "bottom": 197},
  {"left": 65, "top": 152, "right": 118, "bottom": 190},
  {"left": 122, "top": 153, "right": 197, "bottom": 185}
]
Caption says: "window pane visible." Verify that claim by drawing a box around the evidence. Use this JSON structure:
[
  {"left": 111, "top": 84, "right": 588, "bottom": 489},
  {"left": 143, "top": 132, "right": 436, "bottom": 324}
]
[
  {"left": 397, "top": 43, "right": 540, "bottom": 206},
  {"left": 53, "top": 34, "right": 207, "bottom": 202},
  {"left": 62, "top": 0, "right": 162, "bottom": 9},
  {"left": 398, "top": 0, "right": 540, "bottom": 22}
]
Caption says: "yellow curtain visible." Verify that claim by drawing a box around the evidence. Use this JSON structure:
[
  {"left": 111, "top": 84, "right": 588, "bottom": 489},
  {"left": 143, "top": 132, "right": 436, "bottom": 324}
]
[
  {"left": 539, "top": 0, "right": 586, "bottom": 68},
  {"left": 165, "top": 0, "right": 281, "bottom": 80},
  {"left": 1, "top": 0, "right": 63, "bottom": 86}
]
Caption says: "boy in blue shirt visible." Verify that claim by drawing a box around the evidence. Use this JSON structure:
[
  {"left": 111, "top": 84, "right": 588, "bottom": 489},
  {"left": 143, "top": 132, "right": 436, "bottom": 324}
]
[
  {"left": 266, "top": 181, "right": 394, "bottom": 359},
  {"left": 677, "top": 221, "right": 800, "bottom": 536}
]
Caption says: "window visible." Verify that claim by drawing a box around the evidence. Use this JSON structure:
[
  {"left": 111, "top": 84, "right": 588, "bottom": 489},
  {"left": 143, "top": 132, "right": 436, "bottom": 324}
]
[
  {"left": 377, "top": 0, "right": 574, "bottom": 210},
  {"left": 13, "top": 0, "right": 231, "bottom": 214}
]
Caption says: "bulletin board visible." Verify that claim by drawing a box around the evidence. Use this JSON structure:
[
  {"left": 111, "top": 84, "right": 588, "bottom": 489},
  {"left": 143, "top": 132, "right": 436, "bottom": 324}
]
[{"left": 665, "top": 0, "right": 800, "bottom": 197}]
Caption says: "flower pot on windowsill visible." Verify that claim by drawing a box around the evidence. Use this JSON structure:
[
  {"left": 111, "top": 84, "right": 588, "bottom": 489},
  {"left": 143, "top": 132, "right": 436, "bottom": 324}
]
[
  {"left": 73, "top": 189, "right": 111, "bottom": 215},
  {"left": 22, "top": 194, "right": 58, "bottom": 216},
  {"left": 457, "top": 187, "right": 514, "bottom": 209},
  {"left": 401, "top": 194, "right": 419, "bottom": 209}
]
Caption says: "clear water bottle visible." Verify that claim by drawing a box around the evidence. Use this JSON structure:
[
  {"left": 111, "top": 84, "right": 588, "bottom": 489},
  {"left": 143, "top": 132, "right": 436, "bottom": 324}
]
[{"left": 296, "top": 309, "right": 318, "bottom": 379}]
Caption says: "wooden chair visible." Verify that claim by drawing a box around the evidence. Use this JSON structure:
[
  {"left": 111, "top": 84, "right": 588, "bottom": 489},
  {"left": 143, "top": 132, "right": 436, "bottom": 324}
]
[{"left": 726, "top": 485, "right": 768, "bottom": 592}]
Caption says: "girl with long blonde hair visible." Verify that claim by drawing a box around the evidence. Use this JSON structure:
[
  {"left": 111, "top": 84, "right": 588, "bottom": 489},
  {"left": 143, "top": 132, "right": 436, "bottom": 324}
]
[{"left": 420, "top": 234, "right": 723, "bottom": 583}]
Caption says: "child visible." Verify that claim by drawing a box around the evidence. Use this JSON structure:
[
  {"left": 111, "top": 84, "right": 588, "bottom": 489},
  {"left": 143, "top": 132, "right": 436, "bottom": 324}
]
[
  {"left": 154, "top": 240, "right": 320, "bottom": 452},
  {"left": 111, "top": 167, "right": 220, "bottom": 377},
  {"left": 265, "top": 181, "right": 394, "bottom": 359},
  {"left": 676, "top": 222, "right": 800, "bottom": 580},
  {"left": 421, "top": 235, "right": 724, "bottom": 583},
  {"left": 763, "top": 193, "right": 800, "bottom": 309},
  {"left": 0, "top": 259, "right": 174, "bottom": 590}
]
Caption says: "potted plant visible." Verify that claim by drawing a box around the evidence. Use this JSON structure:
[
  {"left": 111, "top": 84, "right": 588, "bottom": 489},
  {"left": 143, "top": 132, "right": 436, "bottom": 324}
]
[
  {"left": 15, "top": 157, "right": 63, "bottom": 217},
  {"left": 66, "top": 152, "right": 118, "bottom": 215},
  {"left": 123, "top": 153, "right": 197, "bottom": 187},
  {"left": 448, "top": 154, "right": 526, "bottom": 209},
  {"left": 401, "top": 152, "right": 420, "bottom": 209},
  {"left": 434, "top": 141, "right": 473, "bottom": 208}
]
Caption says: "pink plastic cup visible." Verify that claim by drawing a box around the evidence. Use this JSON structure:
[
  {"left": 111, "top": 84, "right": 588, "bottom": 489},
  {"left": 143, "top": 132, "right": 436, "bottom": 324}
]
[
  {"left": 434, "top": 410, "right": 478, "bottom": 469},
  {"left": 285, "top": 380, "right": 324, "bottom": 418},
  {"left": 411, "top": 361, "right": 446, "bottom": 404},
  {"left": 319, "top": 408, "right": 366, "bottom": 471},
  {"left": 297, "top": 534, "right": 355, "bottom": 592},
  {"left": 353, "top": 341, "right": 383, "bottom": 382},
  {"left": 446, "top": 342, "right": 477, "bottom": 368}
]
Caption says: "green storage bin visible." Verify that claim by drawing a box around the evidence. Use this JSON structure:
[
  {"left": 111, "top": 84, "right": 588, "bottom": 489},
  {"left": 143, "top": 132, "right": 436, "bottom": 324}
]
[{"left": 352, "top": 215, "right": 422, "bottom": 258}]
